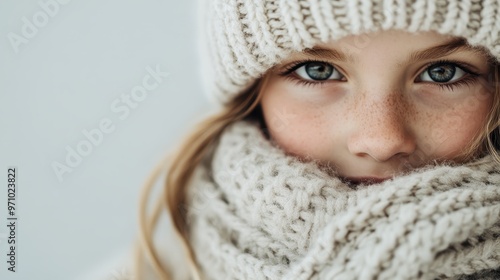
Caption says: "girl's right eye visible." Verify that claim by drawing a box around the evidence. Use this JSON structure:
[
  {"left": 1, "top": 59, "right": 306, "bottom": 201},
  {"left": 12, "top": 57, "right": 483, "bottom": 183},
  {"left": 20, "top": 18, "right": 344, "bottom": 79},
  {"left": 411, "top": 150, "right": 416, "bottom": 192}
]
[{"left": 293, "top": 62, "right": 345, "bottom": 81}]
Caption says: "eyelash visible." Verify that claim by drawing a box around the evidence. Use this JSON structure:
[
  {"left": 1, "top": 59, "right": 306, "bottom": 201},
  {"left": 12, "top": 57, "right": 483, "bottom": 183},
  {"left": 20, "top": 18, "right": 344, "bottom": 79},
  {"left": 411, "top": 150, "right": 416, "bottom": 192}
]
[
  {"left": 278, "top": 59, "right": 340, "bottom": 87},
  {"left": 418, "top": 59, "right": 480, "bottom": 91},
  {"left": 278, "top": 59, "right": 481, "bottom": 91}
]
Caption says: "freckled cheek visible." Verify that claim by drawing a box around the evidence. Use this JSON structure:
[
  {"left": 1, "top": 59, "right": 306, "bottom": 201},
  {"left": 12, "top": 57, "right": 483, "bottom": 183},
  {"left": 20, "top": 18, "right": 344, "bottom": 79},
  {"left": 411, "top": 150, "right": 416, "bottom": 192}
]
[
  {"left": 418, "top": 93, "right": 492, "bottom": 158},
  {"left": 262, "top": 98, "right": 339, "bottom": 159},
  {"left": 284, "top": 126, "right": 330, "bottom": 159}
]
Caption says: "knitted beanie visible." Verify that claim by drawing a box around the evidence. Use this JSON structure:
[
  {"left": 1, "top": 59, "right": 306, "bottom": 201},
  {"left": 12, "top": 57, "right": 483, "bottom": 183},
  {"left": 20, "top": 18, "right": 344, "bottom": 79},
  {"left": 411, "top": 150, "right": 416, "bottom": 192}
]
[{"left": 198, "top": 0, "right": 500, "bottom": 105}]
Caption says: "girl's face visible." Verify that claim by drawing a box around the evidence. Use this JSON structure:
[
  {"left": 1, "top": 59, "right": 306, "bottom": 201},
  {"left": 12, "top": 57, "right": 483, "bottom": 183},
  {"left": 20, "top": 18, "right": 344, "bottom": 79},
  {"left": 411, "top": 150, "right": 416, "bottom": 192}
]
[{"left": 260, "top": 30, "right": 494, "bottom": 185}]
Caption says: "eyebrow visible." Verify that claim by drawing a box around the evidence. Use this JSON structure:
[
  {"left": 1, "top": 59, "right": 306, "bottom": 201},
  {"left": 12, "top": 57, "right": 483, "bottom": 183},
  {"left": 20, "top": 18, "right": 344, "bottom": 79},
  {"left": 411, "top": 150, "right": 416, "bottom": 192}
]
[
  {"left": 407, "top": 37, "right": 476, "bottom": 62},
  {"left": 291, "top": 37, "right": 489, "bottom": 67},
  {"left": 300, "top": 47, "right": 355, "bottom": 63}
]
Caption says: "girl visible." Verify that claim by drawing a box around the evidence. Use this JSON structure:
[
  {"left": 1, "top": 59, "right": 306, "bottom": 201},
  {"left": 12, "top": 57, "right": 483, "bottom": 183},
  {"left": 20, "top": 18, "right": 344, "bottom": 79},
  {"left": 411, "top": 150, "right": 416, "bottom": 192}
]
[{"left": 129, "top": 0, "right": 500, "bottom": 279}]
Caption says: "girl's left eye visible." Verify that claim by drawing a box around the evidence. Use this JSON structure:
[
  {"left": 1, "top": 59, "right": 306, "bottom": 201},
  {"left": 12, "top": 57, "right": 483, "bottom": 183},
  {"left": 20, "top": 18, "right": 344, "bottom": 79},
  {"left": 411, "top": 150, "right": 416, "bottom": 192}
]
[
  {"left": 294, "top": 62, "right": 344, "bottom": 81},
  {"left": 418, "top": 63, "right": 466, "bottom": 83}
]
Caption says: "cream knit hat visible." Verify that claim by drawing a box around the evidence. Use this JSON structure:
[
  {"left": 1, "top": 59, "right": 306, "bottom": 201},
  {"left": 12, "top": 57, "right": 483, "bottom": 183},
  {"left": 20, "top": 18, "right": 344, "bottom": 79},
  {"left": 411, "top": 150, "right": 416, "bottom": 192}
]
[{"left": 198, "top": 0, "right": 500, "bottom": 105}]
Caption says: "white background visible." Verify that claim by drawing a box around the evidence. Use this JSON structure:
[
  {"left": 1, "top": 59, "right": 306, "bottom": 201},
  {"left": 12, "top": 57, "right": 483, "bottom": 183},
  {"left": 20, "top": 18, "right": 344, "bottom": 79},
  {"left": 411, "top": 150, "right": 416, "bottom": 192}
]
[{"left": 0, "top": 0, "right": 210, "bottom": 279}]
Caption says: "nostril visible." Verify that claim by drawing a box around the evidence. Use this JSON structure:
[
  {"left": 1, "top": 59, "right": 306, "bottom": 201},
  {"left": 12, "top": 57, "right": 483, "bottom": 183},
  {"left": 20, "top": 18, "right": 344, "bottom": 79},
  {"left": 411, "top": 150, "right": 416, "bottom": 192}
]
[{"left": 348, "top": 132, "right": 416, "bottom": 162}]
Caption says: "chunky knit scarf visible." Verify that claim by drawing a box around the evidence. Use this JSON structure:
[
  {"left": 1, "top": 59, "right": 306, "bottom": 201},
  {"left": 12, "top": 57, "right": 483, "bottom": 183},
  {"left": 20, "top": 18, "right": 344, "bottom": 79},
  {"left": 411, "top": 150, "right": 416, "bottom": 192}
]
[{"left": 186, "top": 120, "right": 500, "bottom": 280}]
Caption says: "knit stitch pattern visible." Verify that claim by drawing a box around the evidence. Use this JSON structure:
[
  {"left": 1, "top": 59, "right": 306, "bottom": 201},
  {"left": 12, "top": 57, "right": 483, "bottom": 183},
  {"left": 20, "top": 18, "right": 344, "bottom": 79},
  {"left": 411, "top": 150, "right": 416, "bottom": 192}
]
[
  {"left": 186, "top": 120, "right": 500, "bottom": 279},
  {"left": 198, "top": 0, "right": 500, "bottom": 105}
]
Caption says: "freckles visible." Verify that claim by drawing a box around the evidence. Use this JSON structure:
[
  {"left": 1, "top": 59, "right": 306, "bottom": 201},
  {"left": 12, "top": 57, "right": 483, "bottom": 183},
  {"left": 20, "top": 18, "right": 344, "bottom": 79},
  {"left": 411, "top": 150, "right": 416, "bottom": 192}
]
[
  {"left": 389, "top": 94, "right": 415, "bottom": 126},
  {"left": 443, "top": 94, "right": 490, "bottom": 129},
  {"left": 425, "top": 111, "right": 469, "bottom": 148},
  {"left": 420, "top": 92, "right": 492, "bottom": 158},
  {"left": 405, "top": 99, "right": 419, "bottom": 123},
  {"left": 350, "top": 91, "right": 416, "bottom": 136}
]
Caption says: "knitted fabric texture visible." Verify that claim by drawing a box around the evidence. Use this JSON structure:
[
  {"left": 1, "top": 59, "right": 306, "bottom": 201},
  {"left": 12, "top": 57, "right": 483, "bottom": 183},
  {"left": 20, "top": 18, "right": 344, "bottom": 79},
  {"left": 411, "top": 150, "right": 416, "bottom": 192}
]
[
  {"left": 186, "top": 120, "right": 500, "bottom": 280},
  {"left": 198, "top": 0, "right": 500, "bottom": 105}
]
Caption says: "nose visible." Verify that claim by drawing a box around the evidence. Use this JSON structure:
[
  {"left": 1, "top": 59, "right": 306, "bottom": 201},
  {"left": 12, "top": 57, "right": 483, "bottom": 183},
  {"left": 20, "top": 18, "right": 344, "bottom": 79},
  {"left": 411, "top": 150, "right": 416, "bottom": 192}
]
[{"left": 347, "top": 93, "right": 416, "bottom": 162}]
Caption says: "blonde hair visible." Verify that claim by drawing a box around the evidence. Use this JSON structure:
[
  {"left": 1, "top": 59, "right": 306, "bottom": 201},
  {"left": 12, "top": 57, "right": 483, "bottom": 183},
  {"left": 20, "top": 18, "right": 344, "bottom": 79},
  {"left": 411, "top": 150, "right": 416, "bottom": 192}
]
[
  {"left": 132, "top": 77, "right": 266, "bottom": 279},
  {"left": 132, "top": 63, "right": 500, "bottom": 280}
]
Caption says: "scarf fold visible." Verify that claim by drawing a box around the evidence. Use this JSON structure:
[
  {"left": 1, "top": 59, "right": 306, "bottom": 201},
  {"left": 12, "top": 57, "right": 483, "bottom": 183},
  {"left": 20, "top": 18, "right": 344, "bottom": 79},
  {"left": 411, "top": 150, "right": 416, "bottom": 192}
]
[{"left": 186, "top": 120, "right": 500, "bottom": 280}]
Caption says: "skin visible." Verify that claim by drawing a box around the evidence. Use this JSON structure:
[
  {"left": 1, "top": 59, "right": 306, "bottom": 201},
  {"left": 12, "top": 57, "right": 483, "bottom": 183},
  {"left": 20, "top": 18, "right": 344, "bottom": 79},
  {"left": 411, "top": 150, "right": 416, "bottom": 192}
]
[{"left": 259, "top": 30, "right": 494, "bottom": 185}]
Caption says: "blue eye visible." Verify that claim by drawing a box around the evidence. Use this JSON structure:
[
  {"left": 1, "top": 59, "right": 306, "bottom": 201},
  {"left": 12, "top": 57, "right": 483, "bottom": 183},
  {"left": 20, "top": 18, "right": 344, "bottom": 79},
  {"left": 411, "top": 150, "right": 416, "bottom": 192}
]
[
  {"left": 419, "top": 63, "right": 466, "bottom": 83},
  {"left": 294, "top": 62, "right": 344, "bottom": 81}
]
